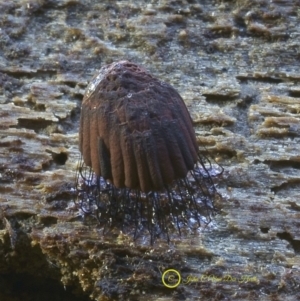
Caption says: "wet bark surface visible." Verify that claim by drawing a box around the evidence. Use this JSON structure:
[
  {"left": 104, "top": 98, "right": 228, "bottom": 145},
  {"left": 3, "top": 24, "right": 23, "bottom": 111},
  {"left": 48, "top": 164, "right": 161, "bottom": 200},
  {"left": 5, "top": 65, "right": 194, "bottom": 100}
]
[{"left": 0, "top": 0, "right": 300, "bottom": 300}]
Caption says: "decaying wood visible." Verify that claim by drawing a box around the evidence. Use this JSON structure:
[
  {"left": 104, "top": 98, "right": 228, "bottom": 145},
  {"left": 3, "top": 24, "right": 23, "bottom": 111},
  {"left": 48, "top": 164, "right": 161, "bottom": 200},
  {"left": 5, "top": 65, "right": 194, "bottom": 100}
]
[{"left": 0, "top": 1, "right": 300, "bottom": 300}]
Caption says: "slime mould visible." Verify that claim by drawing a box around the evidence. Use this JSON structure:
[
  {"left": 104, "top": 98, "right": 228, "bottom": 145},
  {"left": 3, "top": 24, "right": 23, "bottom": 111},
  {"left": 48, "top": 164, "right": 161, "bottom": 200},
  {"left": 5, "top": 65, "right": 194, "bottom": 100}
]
[{"left": 76, "top": 60, "right": 223, "bottom": 243}]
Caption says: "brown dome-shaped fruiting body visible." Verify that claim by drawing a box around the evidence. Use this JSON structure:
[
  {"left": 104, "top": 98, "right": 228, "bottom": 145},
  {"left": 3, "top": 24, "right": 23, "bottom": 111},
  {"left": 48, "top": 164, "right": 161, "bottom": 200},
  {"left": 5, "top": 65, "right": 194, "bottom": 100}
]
[
  {"left": 79, "top": 60, "right": 198, "bottom": 192},
  {"left": 75, "top": 60, "right": 223, "bottom": 243}
]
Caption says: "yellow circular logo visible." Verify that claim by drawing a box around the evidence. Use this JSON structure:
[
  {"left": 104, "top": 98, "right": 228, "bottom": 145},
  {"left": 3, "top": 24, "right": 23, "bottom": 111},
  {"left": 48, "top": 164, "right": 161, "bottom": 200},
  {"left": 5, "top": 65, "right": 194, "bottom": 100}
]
[{"left": 162, "top": 269, "right": 181, "bottom": 288}]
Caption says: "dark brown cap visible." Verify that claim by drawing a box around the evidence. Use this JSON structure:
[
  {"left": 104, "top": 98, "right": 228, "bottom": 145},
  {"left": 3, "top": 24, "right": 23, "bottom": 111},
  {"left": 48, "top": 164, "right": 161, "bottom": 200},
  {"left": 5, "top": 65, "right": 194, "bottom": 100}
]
[{"left": 79, "top": 60, "right": 198, "bottom": 192}]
